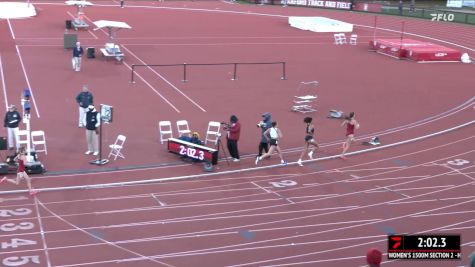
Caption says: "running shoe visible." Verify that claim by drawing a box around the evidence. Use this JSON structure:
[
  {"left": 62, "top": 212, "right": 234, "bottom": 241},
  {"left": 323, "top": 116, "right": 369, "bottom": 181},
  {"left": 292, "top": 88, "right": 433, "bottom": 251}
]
[
  {"left": 281, "top": 160, "right": 288, "bottom": 165},
  {"left": 297, "top": 159, "right": 303, "bottom": 166},
  {"left": 308, "top": 151, "right": 314, "bottom": 159},
  {"left": 232, "top": 158, "right": 240, "bottom": 162},
  {"left": 85, "top": 151, "right": 92, "bottom": 155},
  {"left": 255, "top": 156, "right": 261, "bottom": 165},
  {"left": 29, "top": 190, "right": 38, "bottom": 196},
  {"left": 93, "top": 151, "right": 99, "bottom": 156},
  {"left": 340, "top": 155, "right": 347, "bottom": 160},
  {"left": 0, "top": 177, "right": 7, "bottom": 183}
]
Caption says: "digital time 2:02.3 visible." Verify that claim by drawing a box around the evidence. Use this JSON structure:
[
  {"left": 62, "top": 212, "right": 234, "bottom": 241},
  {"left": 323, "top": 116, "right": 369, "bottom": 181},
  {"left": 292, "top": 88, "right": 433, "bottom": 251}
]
[
  {"left": 389, "top": 234, "right": 461, "bottom": 250},
  {"left": 179, "top": 145, "right": 205, "bottom": 160}
]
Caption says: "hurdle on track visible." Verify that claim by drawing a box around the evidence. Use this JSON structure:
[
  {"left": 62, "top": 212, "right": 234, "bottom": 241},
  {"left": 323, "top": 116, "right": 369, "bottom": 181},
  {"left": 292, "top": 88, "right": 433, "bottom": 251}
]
[{"left": 129, "top": 61, "right": 287, "bottom": 83}]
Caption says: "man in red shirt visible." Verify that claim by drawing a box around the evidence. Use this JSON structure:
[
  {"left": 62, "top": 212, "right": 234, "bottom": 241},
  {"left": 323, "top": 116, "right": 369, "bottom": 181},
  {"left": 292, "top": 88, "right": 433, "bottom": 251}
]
[{"left": 225, "top": 115, "right": 241, "bottom": 162}]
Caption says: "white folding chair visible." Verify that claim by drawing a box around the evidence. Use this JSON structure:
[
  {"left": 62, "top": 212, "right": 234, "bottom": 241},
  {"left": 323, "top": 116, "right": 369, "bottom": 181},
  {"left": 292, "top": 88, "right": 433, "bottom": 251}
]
[
  {"left": 158, "top": 121, "right": 173, "bottom": 144},
  {"left": 339, "top": 33, "right": 347, "bottom": 44},
  {"left": 205, "top": 121, "right": 221, "bottom": 145},
  {"left": 31, "top": 130, "right": 47, "bottom": 155},
  {"left": 350, "top": 34, "right": 358, "bottom": 45},
  {"left": 176, "top": 120, "right": 191, "bottom": 137},
  {"left": 333, "top": 33, "right": 346, "bottom": 45},
  {"left": 108, "top": 135, "right": 126, "bottom": 160},
  {"left": 16, "top": 130, "right": 30, "bottom": 149},
  {"left": 333, "top": 33, "right": 341, "bottom": 45}
]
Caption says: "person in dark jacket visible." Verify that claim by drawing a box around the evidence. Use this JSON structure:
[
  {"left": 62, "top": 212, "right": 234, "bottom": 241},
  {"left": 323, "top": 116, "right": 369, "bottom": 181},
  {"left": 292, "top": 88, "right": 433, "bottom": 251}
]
[
  {"left": 225, "top": 115, "right": 241, "bottom": 162},
  {"left": 3, "top": 105, "right": 21, "bottom": 150},
  {"left": 190, "top": 132, "right": 203, "bottom": 146},
  {"left": 83, "top": 105, "right": 100, "bottom": 156},
  {"left": 75, "top": 85, "right": 93, "bottom": 127},
  {"left": 257, "top": 112, "right": 272, "bottom": 157},
  {"left": 72, "top": 41, "right": 83, "bottom": 71}
]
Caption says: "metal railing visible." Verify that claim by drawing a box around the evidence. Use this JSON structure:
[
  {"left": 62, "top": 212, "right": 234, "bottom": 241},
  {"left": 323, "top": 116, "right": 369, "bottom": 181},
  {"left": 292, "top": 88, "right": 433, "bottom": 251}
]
[{"left": 130, "top": 62, "right": 287, "bottom": 83}]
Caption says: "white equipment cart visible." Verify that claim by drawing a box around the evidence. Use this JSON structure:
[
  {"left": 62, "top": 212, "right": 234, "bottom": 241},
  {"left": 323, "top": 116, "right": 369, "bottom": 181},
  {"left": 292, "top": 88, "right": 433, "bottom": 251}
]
[{"left": 93, "top": 20, "right": 131, "bottom": 62}]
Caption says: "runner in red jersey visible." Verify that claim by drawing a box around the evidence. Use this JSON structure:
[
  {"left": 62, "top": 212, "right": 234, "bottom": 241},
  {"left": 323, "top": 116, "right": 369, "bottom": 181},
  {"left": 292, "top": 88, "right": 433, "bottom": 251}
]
[
  {"left": 0, "top": 147, "right": 37, "bottom": 196},
  {"left": 340, "top": 112, "right": 359, "bottom": 159}
]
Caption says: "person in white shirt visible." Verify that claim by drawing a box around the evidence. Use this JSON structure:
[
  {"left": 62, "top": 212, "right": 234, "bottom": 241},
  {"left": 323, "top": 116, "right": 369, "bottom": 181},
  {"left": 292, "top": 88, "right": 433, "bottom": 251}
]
[{"left": 255, "top": 121, "right": 287, "bottom": 165}]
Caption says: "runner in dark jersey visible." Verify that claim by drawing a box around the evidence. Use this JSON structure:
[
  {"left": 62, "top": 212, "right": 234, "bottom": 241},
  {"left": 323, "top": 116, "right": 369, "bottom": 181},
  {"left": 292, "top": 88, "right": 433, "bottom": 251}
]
[{"left": 297, "top": 117, "right": 319, "bottom": 166}]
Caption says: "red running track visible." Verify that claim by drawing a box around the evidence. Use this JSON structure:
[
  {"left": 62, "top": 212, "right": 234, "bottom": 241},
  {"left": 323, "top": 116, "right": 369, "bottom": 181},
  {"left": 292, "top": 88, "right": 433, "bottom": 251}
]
[{"left": 0, "top": 1, "right": 474, "bottom": 266}]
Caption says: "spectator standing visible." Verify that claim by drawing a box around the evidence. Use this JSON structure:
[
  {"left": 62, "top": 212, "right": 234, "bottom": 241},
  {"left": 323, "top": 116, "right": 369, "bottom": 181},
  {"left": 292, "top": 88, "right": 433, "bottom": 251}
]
[
  {"left": 225, "top": 115, "right": 241, "bottom": 162},
  {"left": 4, "top": 105, "right": 21, "bottom": 151},
  {"left": 72, "top": 41, "right": 83, "bottom": 72},
  {"left": 83, "top": 105, "right": 100, "bottom": 156},
  {"left": 257, "top": 112, "right": 272, "bottom": 157},
  {"left": 75, "top": 85, "right": 93, "bottom": 127},
  {"left": 398, "top": 0, "right": 403, "bottom": 15}
]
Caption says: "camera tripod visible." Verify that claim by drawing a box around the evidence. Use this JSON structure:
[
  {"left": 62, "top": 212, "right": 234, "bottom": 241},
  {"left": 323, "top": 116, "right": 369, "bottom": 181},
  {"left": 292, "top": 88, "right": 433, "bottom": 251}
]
[{"left": 216, "top": 133, "right": 230, "bottom": 166}]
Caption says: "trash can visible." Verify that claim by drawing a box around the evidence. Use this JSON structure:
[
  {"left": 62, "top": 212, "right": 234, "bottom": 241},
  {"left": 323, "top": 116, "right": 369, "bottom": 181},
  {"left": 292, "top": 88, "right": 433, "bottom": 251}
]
[
  {"left": 65, "top": 20, "right": 72, "bottom": 30},
  {"left": 87, "top": 47, "right": 95, "bottom": 58},
  {"left": 63, "top": 33, "right": 77, "bottom": 49}
]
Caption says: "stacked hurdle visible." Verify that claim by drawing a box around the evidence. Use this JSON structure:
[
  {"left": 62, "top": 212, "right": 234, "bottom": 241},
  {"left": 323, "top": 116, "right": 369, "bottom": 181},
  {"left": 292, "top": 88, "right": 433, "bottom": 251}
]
[{"left": 291, "top": 81, "right": 318, "bottom": 113}]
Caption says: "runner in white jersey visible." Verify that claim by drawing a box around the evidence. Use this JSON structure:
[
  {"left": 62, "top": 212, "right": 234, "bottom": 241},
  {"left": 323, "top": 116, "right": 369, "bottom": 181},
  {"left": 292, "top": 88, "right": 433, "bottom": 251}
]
[{"left": 255, "top": 121, "right": 287, "bottom": 165}]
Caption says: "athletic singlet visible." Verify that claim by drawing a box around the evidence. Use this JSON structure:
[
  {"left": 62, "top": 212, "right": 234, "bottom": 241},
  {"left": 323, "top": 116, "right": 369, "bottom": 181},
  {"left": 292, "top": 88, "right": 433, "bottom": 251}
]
[
  {"left": 269, "top": 127, "right": 278, "bottom": 139},
  {"left": 306, "top": 124, "right": 315, "bottom": 135},
  {"left": 346, "top": 122, "right": 355, "bottom": 136},
  {"left": 17, "top": 158, "right": 25, "bottom": 173}
]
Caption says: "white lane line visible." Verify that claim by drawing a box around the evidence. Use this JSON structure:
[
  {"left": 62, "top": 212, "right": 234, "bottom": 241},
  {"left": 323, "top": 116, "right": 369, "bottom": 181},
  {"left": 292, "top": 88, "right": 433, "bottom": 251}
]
[
  {"left": 286, "top": 194, "right": 339, "bottom": 200},
  {"left": 0, "top": 174, "right": 301, "bottom": 209},
  {"left": 121, "top": 60, "right": 181, "bottom": 113},
  {"left": 367, "top": 185, "right": 455, "bottom": 194},
  {"left": 33, "top": 197, "right": 52, "bottom": 267},
  {"left": 441, "top": 226, "right": 475, "bottom": 231},
  {"left": 345, "top": 175, "right": 430, "bottom": 183},
  {"left": 251, "top": 181, "right": 293, "bottom": 204},
  {"left": 15, "top": 45, "right": 40, "bottom": 118},
  {"left": 440, "top": 163, "right": 475, "bottom": 181},
  {"left": 337, "top": 166, "right": 407, "bottom": 172},
  {"left": 0, "top": 54, "right": 9, "bottom": 110},
  {"left": 37, "top": 200, "right": 176, "bottom": 267},
  {"left": 121, "top": 45, "right": 207, "bottom": 112},
  {"left": 374, "top": 185, "right": 410, "bottom": 198},
  {"left": 151, "top": 194, "right": 166, "bottom": 206},
  {"left": 0, "top": 219, "right": 384, "bottom": 254},
  {"left": 251, "top": 181, "right": 270, "bottom": 193},
  {"left": 387, "top": 196, "right": 475, "bottom": 205},
  {"left": 411, "top": 210, "right": 475, "bottom": 218},
  {"left": 7, "top": 19, "right": 15, "bottom": 39}
]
